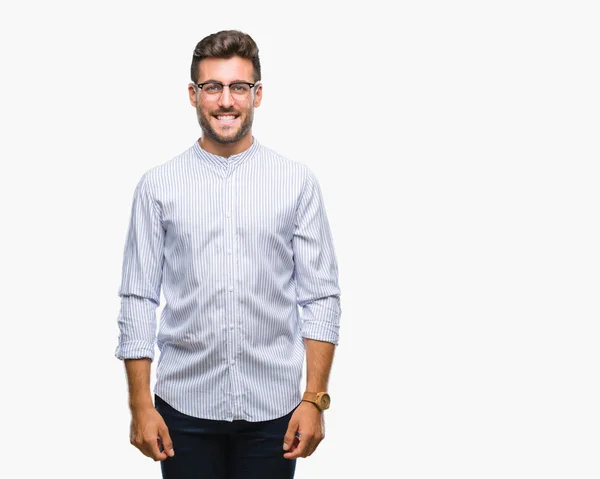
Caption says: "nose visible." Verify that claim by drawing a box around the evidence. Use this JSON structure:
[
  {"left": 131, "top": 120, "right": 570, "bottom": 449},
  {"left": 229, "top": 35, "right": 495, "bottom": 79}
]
[{"left": 218, "top": 85, "right": 234, "bottom": 108}]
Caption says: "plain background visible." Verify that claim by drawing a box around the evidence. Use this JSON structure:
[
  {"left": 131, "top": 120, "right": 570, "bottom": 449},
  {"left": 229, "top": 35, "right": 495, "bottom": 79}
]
[{"left": 1, "top": 0, "right": 598, "bottom": 477}]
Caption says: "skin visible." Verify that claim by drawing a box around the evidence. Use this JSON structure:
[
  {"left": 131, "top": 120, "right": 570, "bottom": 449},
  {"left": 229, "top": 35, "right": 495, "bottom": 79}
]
[
  {"left": 187, "top": 56, "right": 263, "bottom": 158},
  {"left": 282, "top": 338, "right": 335, "bottom": 459},
  {"left": 126, "top": 55, "right": 335, "bottom": 462},
  {"left": 125, "top": 358, "right": 173, "bottom": 461}
]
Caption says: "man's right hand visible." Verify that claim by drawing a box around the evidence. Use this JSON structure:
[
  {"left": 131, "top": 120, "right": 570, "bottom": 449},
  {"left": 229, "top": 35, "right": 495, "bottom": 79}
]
[{"left": 129, "top": 406, "right": 175, "bottom": 461}]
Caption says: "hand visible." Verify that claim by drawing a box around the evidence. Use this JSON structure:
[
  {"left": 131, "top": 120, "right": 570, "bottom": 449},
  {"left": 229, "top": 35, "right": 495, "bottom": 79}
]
[
  {"left": 282, "top": 401, "right": 325, "bottom": 459},
  {"left": 129, "top": 406, "right": 175, "bottom": 461}
]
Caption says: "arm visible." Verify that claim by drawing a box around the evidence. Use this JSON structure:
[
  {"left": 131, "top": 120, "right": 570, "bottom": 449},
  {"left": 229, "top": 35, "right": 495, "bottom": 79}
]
[
  {"left": 115, "top": 172, "right": 173, "bottom": 461},
  {"left": 283, "top": 340, "right": 336, "bottom": 460},
  {"left": 283, "top": 168, "right": 341, "bottom": 459},
  {"left": 293, "top": 168, "right": 342, "bottom": 346},
  {"left": 124, "top": 358, "right": 174, "bottom": 461},
  {"left": 304, "top": 338, "right": 335, "bottom": 393},
  {"left": 124, "top": 358, "right": 153, "bottom": 411},
  {"left": 115, "top": 171, "right": 165, "bottom": 362},
  {"left": 115, "top": 173, "right": 165, "bottom": 360}
]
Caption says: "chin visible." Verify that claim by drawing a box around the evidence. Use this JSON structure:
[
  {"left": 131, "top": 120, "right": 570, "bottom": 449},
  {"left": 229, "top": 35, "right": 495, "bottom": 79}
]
[
  {"left": 215, "top": 127, "right": 243, "bottom": 142},
  {"left": 215, "top": 135, "right": 241, "bottom": 144}
]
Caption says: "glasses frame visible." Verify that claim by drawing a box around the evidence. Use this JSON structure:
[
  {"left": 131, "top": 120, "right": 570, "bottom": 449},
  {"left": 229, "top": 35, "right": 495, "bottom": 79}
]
[{"left": 193, "top": 81, "right": 261, "bottom": 100}]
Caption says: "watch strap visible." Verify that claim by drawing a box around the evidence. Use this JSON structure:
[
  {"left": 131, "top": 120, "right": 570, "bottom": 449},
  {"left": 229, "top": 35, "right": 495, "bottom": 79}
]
[{"left": 302, "top": 392, "right": 319, "bottom": 402}]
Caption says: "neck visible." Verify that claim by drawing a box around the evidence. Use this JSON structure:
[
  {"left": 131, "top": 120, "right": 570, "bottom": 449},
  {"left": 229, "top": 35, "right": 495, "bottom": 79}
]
[{"left": 199, "top": 132, "right": 253, "bottom": 158}]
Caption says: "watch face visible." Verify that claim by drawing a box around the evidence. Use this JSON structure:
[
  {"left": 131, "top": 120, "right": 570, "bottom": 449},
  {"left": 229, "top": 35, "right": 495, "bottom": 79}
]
[{"left": 319, "top": 393, "right": 331, "bottom": 409}]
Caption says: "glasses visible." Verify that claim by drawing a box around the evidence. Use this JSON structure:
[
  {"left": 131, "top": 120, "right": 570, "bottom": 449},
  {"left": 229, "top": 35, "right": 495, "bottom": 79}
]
[{"left": 194, "top": 81, "right": 259, "bottom": 100}]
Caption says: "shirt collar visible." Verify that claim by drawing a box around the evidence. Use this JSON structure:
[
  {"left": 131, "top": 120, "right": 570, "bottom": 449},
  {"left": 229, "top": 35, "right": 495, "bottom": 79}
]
[{"left": 192, "top": 136, "right": 261, "bottom": 169}]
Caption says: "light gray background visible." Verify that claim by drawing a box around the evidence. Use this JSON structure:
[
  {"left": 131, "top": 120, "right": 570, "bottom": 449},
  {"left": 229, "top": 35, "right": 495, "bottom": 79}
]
[{"left": 1, "top": 1, "right": 598, "bottom": 478}]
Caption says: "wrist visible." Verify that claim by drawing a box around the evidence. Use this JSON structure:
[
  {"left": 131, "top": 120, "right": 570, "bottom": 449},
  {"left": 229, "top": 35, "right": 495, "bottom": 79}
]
[
  {"left": 128, "top": 396, "right": 154, "bottom": 412},
  {"left": 301, "top": 400, "right": 324, "bottom": 412}
]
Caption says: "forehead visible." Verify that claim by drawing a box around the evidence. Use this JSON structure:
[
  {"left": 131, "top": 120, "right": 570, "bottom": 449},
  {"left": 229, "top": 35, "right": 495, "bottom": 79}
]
[{"left": 197, "top": 56, "right": 254, "bottom": 82}]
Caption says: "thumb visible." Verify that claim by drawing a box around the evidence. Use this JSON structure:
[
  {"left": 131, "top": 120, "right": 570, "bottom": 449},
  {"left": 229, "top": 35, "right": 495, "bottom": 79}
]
[
  {"left": 282, "top": 419, "right": 298, "bottom": 451},
  {"left": 158, "top": 422, "right": 175, "bottom": 457}
]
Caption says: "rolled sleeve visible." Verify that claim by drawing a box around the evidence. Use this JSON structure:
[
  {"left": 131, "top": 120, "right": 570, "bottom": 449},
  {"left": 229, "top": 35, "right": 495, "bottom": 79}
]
[
  {"left": 114, "top": 171, "right": 165, "bottom": 361},
  {"left": 292, "top": 168, "right": 341, "bottom": 345}
]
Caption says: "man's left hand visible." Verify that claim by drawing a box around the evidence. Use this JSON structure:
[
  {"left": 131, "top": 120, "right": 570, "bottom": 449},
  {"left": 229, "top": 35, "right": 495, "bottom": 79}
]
[{"left": 282, "top": 401, "right": 325, "bottom": 459}]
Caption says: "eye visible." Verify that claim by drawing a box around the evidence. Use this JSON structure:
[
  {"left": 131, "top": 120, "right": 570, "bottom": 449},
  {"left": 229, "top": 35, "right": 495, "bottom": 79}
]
[
  {"left": 230, "top": 83, "right": 250, "bottom": 93},
  {"left": 203, "top": 83, "right": 222, "bottom": 93}
]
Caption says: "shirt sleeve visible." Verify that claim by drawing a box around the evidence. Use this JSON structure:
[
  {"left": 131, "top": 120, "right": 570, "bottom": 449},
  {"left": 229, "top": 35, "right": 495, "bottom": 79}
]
[
  {"left": 292, "top": 168, "right": 342, "bottom": 345},
  {"left": 114, "top": 171, "right": 165, "bottom": 361}
]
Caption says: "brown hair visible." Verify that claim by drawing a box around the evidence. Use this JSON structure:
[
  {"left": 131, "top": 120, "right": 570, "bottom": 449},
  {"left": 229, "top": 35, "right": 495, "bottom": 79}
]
[{"left": 191, "top": 30, "right": 261, "bottom": 84}]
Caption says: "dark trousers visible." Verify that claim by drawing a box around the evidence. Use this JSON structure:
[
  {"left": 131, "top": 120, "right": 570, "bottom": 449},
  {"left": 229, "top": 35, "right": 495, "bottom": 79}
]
[{"left": 155, "top": 394, "right": 297, "bottom": 479}]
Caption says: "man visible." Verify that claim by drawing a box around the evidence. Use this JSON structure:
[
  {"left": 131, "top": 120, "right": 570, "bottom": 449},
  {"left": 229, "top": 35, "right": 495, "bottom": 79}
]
[{"left": 115, "top": 30, "right": 341, "bottom": 479}]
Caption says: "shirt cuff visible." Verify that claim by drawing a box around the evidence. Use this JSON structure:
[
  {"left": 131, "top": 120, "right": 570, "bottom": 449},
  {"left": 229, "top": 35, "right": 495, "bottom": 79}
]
[
  {"left": 300, "top": 299, "right": 341, "bottom": 345},
  {"left": 114, "top": 340, "right": 155, "bottom": 361}
]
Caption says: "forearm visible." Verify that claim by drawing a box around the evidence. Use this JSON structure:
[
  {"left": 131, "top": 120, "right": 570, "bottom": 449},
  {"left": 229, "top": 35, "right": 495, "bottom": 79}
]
[
  {"left": 304, "top": 338, "right": 335, "bottom": 392},
  {"left": 124, "top": 358, "right": 153, "bottom": 411}
]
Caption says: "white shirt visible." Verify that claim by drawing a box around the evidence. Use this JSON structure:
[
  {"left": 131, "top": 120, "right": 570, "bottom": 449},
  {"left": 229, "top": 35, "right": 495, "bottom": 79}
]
[{"left": 115, "top": 138, "right": 341, "bottom": 421}]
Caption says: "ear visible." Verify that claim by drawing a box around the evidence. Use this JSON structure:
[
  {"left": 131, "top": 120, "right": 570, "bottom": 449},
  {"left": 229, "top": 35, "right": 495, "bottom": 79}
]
[
  {"left": 188, "top": 83, "right": 198, "bottom": 107},
  {"left": 253, "top": 83, "right": 263, "bottom": 108}
]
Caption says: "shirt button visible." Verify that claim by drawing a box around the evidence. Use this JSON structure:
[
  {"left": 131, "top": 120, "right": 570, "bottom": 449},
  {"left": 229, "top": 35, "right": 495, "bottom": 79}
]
[
  {"left": 230, "top": 361, "right": 235, "bottom": 366},
  {"left": 226, "top": 211, "right": 231, "bottom": 217},
  {"left": 229, "top": 324, "right": 234, "bottom": 330},
  {"left": 229, "top": 286, "right": 233, "bottom": 291},
  {"left": 227, "top": 249, "right": 232, "bottom": 255}
]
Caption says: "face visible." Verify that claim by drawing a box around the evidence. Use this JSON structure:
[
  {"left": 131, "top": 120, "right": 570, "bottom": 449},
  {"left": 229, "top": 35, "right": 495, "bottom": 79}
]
[{"left": 189, "top": 56, "right": 262, "bottom": 146}]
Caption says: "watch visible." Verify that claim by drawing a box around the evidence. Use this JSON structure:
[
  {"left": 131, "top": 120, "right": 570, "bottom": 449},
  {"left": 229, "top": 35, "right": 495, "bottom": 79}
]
[{"left": 302, "top": 391, "right": 331, "bottom": 410}]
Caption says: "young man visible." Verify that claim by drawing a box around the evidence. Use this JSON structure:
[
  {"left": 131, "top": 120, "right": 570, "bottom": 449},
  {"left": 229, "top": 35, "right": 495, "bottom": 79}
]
[{"left": 114, "top": 30, "right": 342, "bottom": 479}]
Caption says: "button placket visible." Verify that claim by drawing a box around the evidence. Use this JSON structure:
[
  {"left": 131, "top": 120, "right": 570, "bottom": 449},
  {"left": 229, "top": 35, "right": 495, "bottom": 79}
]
[
  {"left": 227, "top": 162, "right": 244, "bottom": 419},
  {"left": 224, "top": 166, "right": 238, "bottom": 377}
]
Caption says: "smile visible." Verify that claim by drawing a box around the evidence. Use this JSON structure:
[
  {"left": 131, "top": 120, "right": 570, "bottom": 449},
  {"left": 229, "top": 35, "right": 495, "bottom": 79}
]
[{"left": 214, "top": 115, "right": 239, "bottom": 125}]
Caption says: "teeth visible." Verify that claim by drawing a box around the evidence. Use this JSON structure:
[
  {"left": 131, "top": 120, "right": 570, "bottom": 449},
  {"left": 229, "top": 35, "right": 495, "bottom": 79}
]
[{"left": 217, "top": 116, "right": 236, "bottom": 120}]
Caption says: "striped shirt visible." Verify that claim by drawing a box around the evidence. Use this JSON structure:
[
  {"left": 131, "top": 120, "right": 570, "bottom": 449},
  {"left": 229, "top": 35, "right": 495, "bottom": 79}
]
[{"left": 115, "top": 138, "right": 341, "bottom": 422}]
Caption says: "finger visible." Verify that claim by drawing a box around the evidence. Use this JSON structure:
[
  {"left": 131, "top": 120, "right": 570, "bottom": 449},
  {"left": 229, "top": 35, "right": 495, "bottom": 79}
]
[
  {"left": 291, "top": 433, "right": 300, "bottom": 451},
  {"left": 283, "top": 433, "right": 312, "bottom": 459},
  {"left": 158, "top": 422, "right": 175, "bottom": 457},
  {"left": 285, "top": 433, "right": 300, "bottom": 454},
  {"left": 144, "top": 435, "right": 168, "bottom": 461},
  {"left": 131, "top": 432, "right": 153, "bottom": 459},
  {"left": 282, "top": 420, "right": 299, "bottom": 452}
]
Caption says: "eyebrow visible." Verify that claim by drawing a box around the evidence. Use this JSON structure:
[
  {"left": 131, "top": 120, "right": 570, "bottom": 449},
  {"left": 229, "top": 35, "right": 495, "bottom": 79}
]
[{"left": 199, "top": 79, "right": 254, "bottom": 84}]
